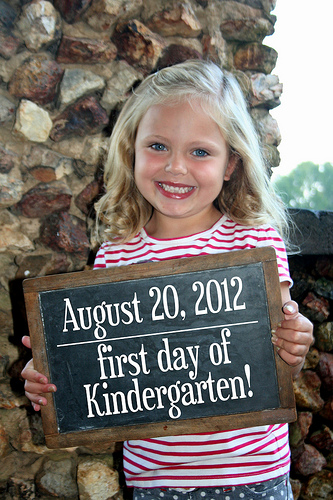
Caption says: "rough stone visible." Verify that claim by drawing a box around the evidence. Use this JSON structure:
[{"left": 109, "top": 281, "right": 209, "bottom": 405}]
[
  {"left": 101, "top": 60, "right": 142, "bottom": 111},
  {"left": 50, "top": 96, "right": 109, "bottom": 142},
  {"left": 290, "top": 478, "right": 302, "bottom": 500},
  {"left": 112, "top": 19, "right": 166, "bottom": 73},
  {"left": 201, "top": 32, "right": 233, "bottom": 68},
  {"left": 7, "top": 476, "right": 36, "bottom": 499},
  {"left": 0, "top": 94, "right": 15, "bottom": 124},
  {"left": 293, "top": 370, "right": 325, "bottom": 412},
  {"left": 146, "top": 2, "right": 202, "bottom": 37},
  {"left": 317, "top": 352, "right": 333, "bottom": 395},
  {"left": 17, "top": 1, "right": 62, "bottom": 52},
  {"left": 234, "top": 42, "right": 278, "bottom": 73},
  {"left": 0, "top": 50, "right": 32, "bottom": 84},
  {"left": 49, "top": 134, "right": 108, "bottom": 168},
  {"left": 0, "top": 383, "right": 26, "bottom": 409},
  {"left": 303, "top": 347, "right": 320, "bottom": 370},
  {"left": 53, "top": 0, "right": 93, "bottom": 24},
  {"left": 314, "top": 322, "right": 332, "bottom": 353},
  {"left": 0, "top": 450, "right": 44, "bottom": 485},
  {"left": 0, "top": 424, "right": 10, "bottom": 459},
  {"left": 0, "top": 286, "right": 11, "bottom": 312},
  {"left": 15, "top": 250, "right": 71, "bottom": 279},
  {"left": 59, "top": 68, "right": 105, "bottom": 107},
  {"left": 313, "top": 277, "right": 333, "bottom": 300},
  {"left": 0, "top": 354, "right": 9, "bottom": 380},
  {"left": 15, "top": 181, "right": 72, "bottom": 218},
  {"left": 14, "top": 100, "right": 53, "bottom": 143},
  {"left": 0, "top": 0, "right": 17, "bottom": 30},
  {"left": 249, "top": 73, "right": 282, "bottom": 108},
  {"left": 289, "top": 411, "right": 313, "bottom": 449},
  {"left": 0, "top": 212, "right": 34, "bottom": 253},
  {"left": 0, "top": 144, "right": 17, "bottom": 174},
  {"left": 251, "top": 108, "right": 281, "bottom": 146},
  {"left": 218, "top": 1, "right": 274, "bottom": 42},
  {"left": 23, "top": 145, "right": 74, "bottom": 182},
  {"left": 0, "top": 169, "right": 23, "bottom": 208},
  {"left": 289, "top": 267, "right": 316, "bottom": 302},
  {"left": 56, "top": 35, "right": 117, "bottom": 64},
  {"left": 221, "top": 17, "right": 274, "bottom": 42},
  {"left": 77, "top": 458, "right": 119, "bottom": 500},
  {"left": 35, "top": 453, "right": 78, "bottom": 498},
  {"left": 0, "top": 25, "right": 21, "bottom": 59},
  {"left": 301, "top": 469, "right": 333, "bottom": 500},
  {"left": 85, "top": 0, "right": 143, "bottom": 33},
  {"left": 0, "top": 253, "right": 17, "bottom": 290},
  {"left": 75, "top": 178, "right": 102, "bottom": 215},
  {"left": 315, "top": 256, "right": 333, "bottom": 279},
  {"left": 302, "top": 292, "right": 330, "bottom": 323},
  {"left": 158, "top": 43, "right": 202, "bottom": 68},
  {"left": 8, "top": 54, "right": 64, "bottom": 106},
  {"left": 262, "top": 0, "right": 277, "bottom": 14},
  {"left": 310, "top": 425, "right": 333, "bottom": 453},
  {"left": 319, "top": 397, "right": 333, "bottom": 421},
  {"left": 293, "top": 443, "right": 327, "bottom": 476},
  {"left": 39, "top": 211, "right": 90, "bottom": 259}
]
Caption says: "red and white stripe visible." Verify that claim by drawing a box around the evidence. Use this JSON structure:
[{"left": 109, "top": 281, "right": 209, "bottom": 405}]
[{"left": 94, "top": 215, "right": 292, "bottom": 488}]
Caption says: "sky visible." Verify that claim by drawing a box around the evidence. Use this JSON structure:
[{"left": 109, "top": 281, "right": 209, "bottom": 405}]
[{"left": 266, "top": 1, "right": 333, "bottom": 179}]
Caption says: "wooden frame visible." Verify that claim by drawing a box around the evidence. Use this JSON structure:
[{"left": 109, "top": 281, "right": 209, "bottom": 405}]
[{"left": 23, "top": 247, "right": 296, "bottom": 449}]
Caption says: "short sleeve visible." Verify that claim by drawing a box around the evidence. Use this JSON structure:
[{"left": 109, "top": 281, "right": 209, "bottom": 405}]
[{"left": 255, "top": 226, "right": 292, "bottom": 286}]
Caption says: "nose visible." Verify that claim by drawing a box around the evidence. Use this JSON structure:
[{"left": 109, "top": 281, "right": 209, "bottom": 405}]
[{"left": 165, "top": 153, "right": 188, "bottom": 175}]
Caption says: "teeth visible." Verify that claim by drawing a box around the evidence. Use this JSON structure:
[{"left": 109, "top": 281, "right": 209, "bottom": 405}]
[{"left": 159, "top": 183, "right": 194, "bottom": 194}]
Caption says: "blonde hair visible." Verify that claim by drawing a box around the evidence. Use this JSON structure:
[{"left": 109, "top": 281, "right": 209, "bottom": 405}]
[{"left": 95, "top": 60, "right": 290, "bottom": 246}]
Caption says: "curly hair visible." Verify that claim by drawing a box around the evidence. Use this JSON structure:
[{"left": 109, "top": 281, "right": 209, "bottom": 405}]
[{"left": 94, "top": 60, "right": 290, "bottom": 246}]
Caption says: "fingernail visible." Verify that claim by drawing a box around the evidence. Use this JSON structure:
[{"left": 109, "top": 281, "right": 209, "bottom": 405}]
[
  {"left": 48, "top": 386, "right": 56, "bottom": 393},
  {"left": 271, "top": 334, "right": 278, "bottom": 344},
  {"left": 277, "top": 322, "right": 282, "bottom": 328},
  {"left": 271, "top": 328, "right": 276, "bottom": 334},
  {"left": 39, "top": 377, "right": 47, "bottom": 384},
  {"left": 284, "top": 304, "right": 295, "bottom": 313},
  {"left": 38, "top": 399, "right": 44, "bottom": 406}
]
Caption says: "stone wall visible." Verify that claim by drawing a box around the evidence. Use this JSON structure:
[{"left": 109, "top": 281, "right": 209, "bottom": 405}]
[
  {"left": 286, "top": 210, "right": 333, "bottom": 499},
  {"left": 0, "top": 0, "right": 332, "bottom": 499}
]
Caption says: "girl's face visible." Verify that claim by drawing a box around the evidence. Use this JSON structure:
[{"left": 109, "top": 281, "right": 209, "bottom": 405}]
[{"left": 134, "top": 99, "right": 236, "bottom": 238}]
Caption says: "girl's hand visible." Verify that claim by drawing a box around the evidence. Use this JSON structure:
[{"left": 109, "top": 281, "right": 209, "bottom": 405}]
[
  {"left": 21, "top": 336, "right": 57, "bottom": 411},
  {"left": 271, "top": 297, "right": 314, "bottom": 376}
]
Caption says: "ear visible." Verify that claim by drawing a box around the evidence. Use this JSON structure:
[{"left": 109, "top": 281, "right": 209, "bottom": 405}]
[{"left": 224, "top": 153, "right": 239, "bottom": 181}]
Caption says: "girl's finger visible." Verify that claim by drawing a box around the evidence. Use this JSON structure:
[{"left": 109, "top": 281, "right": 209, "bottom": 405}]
[
  {"left": 275, "top": 347, "right": 304, "bottom": 368},
  {"left": 24, "top": 380, "right": 56, "bottom": 394},
  {"left": 25, "top": 390, "right": 48, "bottom": 408},
  {"left": 22, "top": 335, "right": 32, "bottom": 349}
]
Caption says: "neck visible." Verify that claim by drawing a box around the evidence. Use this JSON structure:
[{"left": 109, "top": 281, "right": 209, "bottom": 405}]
[{"left": 144, "top": 208, "right": 222, "bottom": 239}]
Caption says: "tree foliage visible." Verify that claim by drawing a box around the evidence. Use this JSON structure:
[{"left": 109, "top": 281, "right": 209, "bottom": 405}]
[{"left": 273, "top": 161, "right": 333, "bottom": 210}]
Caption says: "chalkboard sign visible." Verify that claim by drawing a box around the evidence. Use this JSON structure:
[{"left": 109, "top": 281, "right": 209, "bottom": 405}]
[{"left": 23, "top": 247, "right": 296, "bottom": 449}]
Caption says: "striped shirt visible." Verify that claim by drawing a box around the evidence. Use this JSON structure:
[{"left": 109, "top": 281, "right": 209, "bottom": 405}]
[{"left": 94, "top": 215, "right": 292, "bottom": 488}]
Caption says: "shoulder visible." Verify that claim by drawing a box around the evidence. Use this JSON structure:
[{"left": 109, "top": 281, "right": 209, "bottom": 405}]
[
  {"left": 93, "top": 233, "right": 144, "bottom": 269},
  {"left": 217, "top": 218, "right": 285, "bottom": 246}
]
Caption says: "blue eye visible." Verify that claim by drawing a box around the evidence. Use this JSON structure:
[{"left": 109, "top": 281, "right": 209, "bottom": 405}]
[
  {"left": 193, "top": 149, "right": 208, "bottom": 157},
  {"left": 151, "top": 143, "right": 167, "bottom": 151}
]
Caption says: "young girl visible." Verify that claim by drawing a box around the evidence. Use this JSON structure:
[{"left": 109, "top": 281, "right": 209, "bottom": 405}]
[{"left": 22, "top": 60, "right": 313, "bottom": 499}]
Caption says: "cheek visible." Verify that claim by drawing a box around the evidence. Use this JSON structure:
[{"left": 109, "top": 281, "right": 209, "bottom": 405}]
[{"left": 135, "top": 152, "right": 162, "bottom": 177}]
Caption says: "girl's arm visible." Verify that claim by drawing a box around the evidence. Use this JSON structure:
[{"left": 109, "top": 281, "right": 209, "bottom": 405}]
[
  {"left": 21, "top": 336, "right": 57, "bottom": 411},
  {"left": 272, "top": 282, "right": 314, "bottom": 377}
]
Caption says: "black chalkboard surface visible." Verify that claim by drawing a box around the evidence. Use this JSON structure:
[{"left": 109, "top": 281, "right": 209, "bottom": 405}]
[{"left": 23, "top": 247, "right": 296, "bottom": 448}]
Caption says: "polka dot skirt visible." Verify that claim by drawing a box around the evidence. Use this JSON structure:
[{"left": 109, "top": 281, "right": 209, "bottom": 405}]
[{"left": 133, "top": 474, "right": 293, "bottom": 500}]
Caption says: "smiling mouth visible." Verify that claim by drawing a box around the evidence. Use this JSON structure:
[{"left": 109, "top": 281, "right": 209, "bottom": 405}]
[{"left": 158, "top": 182, "right": 195, "bottom": 194}]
